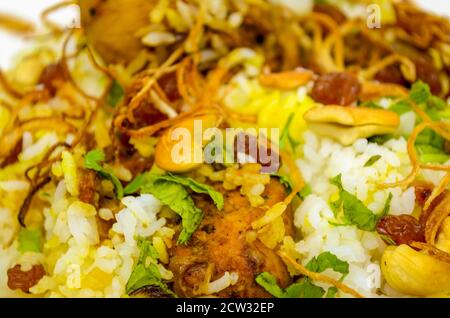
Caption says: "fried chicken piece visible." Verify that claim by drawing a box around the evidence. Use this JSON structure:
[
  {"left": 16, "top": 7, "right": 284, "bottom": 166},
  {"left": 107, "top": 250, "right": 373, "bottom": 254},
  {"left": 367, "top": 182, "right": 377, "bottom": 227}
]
[{"left": 169, "top": 178, "right": 294, "bottom": 297}]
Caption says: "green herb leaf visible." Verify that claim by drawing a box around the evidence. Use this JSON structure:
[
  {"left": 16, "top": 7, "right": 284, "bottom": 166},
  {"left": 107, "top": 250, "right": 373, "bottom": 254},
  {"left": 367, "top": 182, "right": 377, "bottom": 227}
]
[
  {"left": 380, "top": 192, "right": 393, "bottom": 218},
  {"left": 340, "top": 191, "right": 378, "bottom": 231},
  {"left": 140, "top": 174, "right": 204, "bottom": 244},
  {"left": 271, "top": 174, "right": 311, "bottom": 200},
  {"left": 299, "top": 184, "right": 312, "bottom": 200},
  {"left": 255, "top": 272, "right": 285, "bottom": 298},
  {"left": 364, "top": 155, "right": 382, "bottom": 167},
  {"left": 428, "top": 95, "right": 447, "bottom": 110},
  {"left": 330, "top": 174, "right": 391, "bottom": 231},
  {"left": 420, "top": 153, "right": 450, "bottom": 164},
  {"left": 83, "top": 149, "right": 105, "bottom": 171},
  {"left": 256, "top": 273, "right": 325, "bottom": 298},
  {"left": 84, "top": 149, "right": 124, "bottom": 199},
  {"left": 124, "top": 174, "right": 146, "bottom": 195},
  {"left": 389, "top": 99, "right": 411, "bottom": 115},
  {"left": 409, "top": 80, "right": 431, "bottom": 104},
  {"left": 271, "top": 174, "right": 294, "bottom": 192},
  {"left": 280, "top": 113, "right": 295, "bottom": 150},
  {"left": 325, "top": 287, "right": 339, "bottom": 298},
  {"left": 107, "top": 80, "right": 125, "bottom": 107},
  {"left": 126, "top": 238, "right": 175, "bottom": 296},
  {"left": 360, "top": 101, "right": 382, "bottom": 109},
  {"left": 368, "top": 134, "right": 393, "bottom": 145},
  {"left": 379, "top": 234, "right": 397, "bottom": 246},
  {"left": 18, "top": 228, "right": 41, "bottom": 253},
  {"left": 305, "top": 252, "right": 349, "bottom": 276},
  {"left": 284, "top": 279, "right": 325, "bottom": 298},
  {"left": 156, "top": 173, "right": 224, "bottom": 210}
]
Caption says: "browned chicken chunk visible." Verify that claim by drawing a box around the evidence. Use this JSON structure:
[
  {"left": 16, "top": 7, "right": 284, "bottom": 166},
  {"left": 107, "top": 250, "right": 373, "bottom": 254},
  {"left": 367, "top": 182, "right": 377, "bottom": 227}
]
[{"left": 169, "top": 178, "right": 294, "bottom": 297}]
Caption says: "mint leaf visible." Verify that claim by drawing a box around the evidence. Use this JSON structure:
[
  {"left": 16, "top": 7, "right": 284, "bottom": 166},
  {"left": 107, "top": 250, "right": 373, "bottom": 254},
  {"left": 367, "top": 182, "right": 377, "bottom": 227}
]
[
  {"left": 271, "top": 174, "right": 311, "bottom": 200},
  {"left": 330, "top": 174, "right": 392, "bottom": 231},
  {"left": 380, "top": 193, "right": 393, "bottom": 218},
  {"left": 126, "top": 238, "right": 175, "bottom": 296},
  {"left": 389, "top": 99, "right": 411, "bottom": 115},
  {"left": 124, "top": 174, "right": 146, "bottom": 195},
  {"left": 84, "top": 149, "right": 105, "bottom": 171},
  {"left": 140, "top": 174, "right": 204, "bottom": 244},
  {"left": 410, "top": 80, "right": 431, "bottom": 104},
  {"left": 305, "top": 252, "right": 349, "bottom": 277},
  {"left": 284, "top": 279, "right": 325, "bottom": 298},
  {"left": 84, "top": 149, "right": 124, "bottom": 199},
  {"left": 299, "top": 184, "right": 312, "bottom": 200},
  {"left": 157, "top": 173, "right": 224, "bottom": 210},
  {"left": 280, "top": 113, "right": 295, "bottom": 150},
  {"left": 255, "top": 272, "right": 285, "bottom": 298},
  {"left": 360, "top": 101, "right": 382, "bottom": 109},
  {"left": 364, "top": 155, "right": 382, "bottom": 167},
  {"left": 256, "top": 273, "right": 325, "bottom": 298},
  {"left": 107, "top": 80, "right": 124, "bottom": 107},
  {"left": 326, "top": 287, "right": 338, "bottom": 298},
  {"left": 18, "top": 228, "right": 41, "bottom": 253}
]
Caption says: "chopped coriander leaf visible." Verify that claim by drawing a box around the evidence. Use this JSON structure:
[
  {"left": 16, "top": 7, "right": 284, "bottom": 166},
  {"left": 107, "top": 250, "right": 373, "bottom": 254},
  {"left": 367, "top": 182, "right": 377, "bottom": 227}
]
[
  {"left": 380, "top": 193, "right": 393, "bottom": 218},
  {"left": 124, "top": 174, "right": 146, "bottom": 195},
  {"left": 126, "top": 238, "right": 175, "bottom": 296},
  {"left": 409, "top": 80, "right": 431, "bottom": 104},
  {"left": 364, "top": 155, "right": 382, "bottom": 167},
  {"left": 389, "top": 99, "right": 410, "bottom": 115},
  {"left": 84, "top": 149, "right": 124, "bottom": 199},
  {"left": 299, "top": 184, "right": 312, "bottom": 200},
  {"left": 280, "top": 113, "right": 295, "bottom": 150},
  {"left": 379, "top": 234, "right": 397, "bottom": 246},
  {"left": 140, "top": 174, "right": 204, "bottom": 244},
  {"left": 368, "top": 134, "right": 393, "bottom": 145},
  {"left": 284, "top": 279, "right": 325, "bottom": 298},
  {"left": 156, "top": 173, "right": 224, "bottom": 210},
  {"left": 83, "top": 149, "right": 105, "bottom": 171},
  {"left": 420, "top": 153, "right": 450, "bottom": 164},
  {"left": 305, "top": 252, "right": 349, "bottom": 277},
  {"left": 326, "top": 287, "right": 339, "bottom": 298},
  {"left": 271, "top": 174, "right": 311, "bottom": 200},
  {"left": 255, "top": 272, "right": 285, "bottom": 298},
  {"left": 18, "top": 228, "right": 42, "bottom": 253},
  {"left": 330, "top": 174, "right": 393, "bottom": 231},
  {"left": 107, "top": 80, "right": 125, "bottom": 107},
  {"left": 360, "top": 101, "right": 382, "bottom": 109},
  {"left": 255, "top": 272, "right": 325, "bottom": 298}
]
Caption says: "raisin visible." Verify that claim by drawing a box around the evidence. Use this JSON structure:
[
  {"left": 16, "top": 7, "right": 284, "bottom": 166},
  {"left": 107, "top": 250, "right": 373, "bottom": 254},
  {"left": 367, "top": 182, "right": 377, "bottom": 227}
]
[
  {"left": 374, "top": 64, "right": 408, "bottom": 86},
  {"left": 0, "top": 137, "right": 22, "bottom": 168},
  {"left": 78, "top": 169, "right": 99, "bottom": 206},
  {"left": 414, "top": 182, "right": 433, "bottom": 208},
  {"left": 7, "top": 264, "right": 45, "bottom": 293},
  {"left": 414, "top": 56, "right": 441, "bottom": 95},
  {"left": 158, "top": 73, "right": 180, "bottom": 102},
  {"left": 38, "top": 62, "right": 67, "bottom": 96},
  {"left": 311, "top": 72, "right": 361, "bottom": 106},
  {"left": 377, "top": 215, "right": 425, "bottom": 245}
]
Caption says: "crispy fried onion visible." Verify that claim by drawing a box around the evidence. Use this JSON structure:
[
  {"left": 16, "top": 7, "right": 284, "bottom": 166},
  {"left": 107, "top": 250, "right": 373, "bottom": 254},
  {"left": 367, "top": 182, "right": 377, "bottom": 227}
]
[
  {"left": 0, "top": 12, "right": 34, "bottom": 34},
  {"left": 41, "top": 0, "right": 77, "bottom": 34},
  {"left": 361, "top": 54, "right": 416, "bottom": 82},
  {"left": 422, "top": 192, "right": 450, "bottom": 246},
  {"left": 278, "top": 251, "right": 364, "bottom": 298},
  {"left": 381, "top": 120, "right": 450, "bottom": 190}
]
